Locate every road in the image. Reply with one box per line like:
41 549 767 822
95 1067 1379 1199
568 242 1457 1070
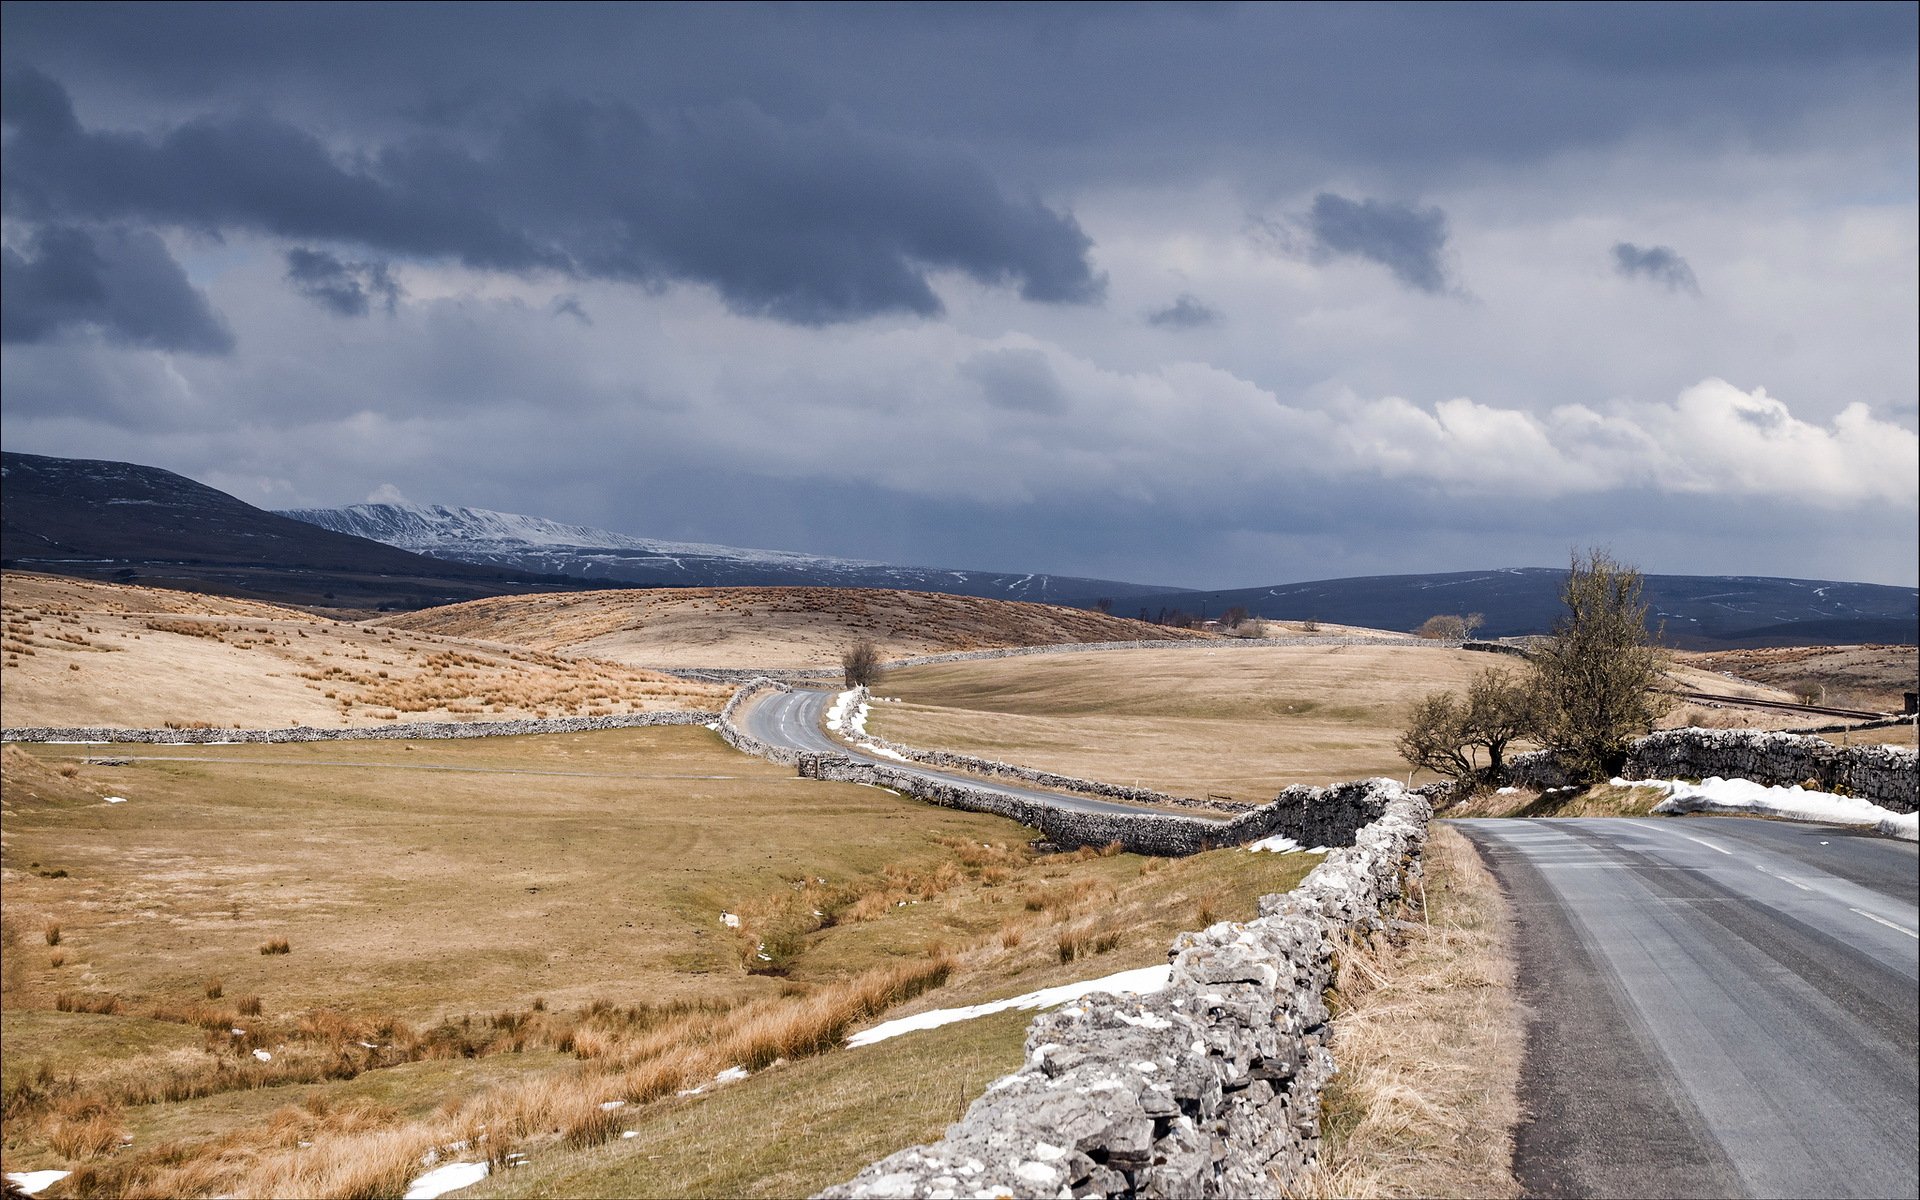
1454 816 1919 1199
737 687 1187 819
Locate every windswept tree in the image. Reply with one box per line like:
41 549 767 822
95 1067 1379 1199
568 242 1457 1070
1527 549 1670 780
1398 667 1534 791
841 639 882 688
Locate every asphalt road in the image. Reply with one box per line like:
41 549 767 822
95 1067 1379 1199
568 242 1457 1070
738 687 1191 819
1454 816 1919 1200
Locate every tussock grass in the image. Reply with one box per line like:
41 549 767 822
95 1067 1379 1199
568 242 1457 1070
259 938 291 956
1297 826 1521 1199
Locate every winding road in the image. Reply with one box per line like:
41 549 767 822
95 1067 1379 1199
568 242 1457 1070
736 687 1189 819
1456 816 1919 1199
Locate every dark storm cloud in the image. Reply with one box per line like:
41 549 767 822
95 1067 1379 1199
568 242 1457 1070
1306 195 1455 294
1612 243 1700 294
284 248 401 317
0 223 233 353
8 4 1906 189
0 68 1102 325
1146 294 1220 330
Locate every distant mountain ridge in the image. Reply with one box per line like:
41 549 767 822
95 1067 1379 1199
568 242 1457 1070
1091 568 1919 648
278 502 1182 604
0 452 586 609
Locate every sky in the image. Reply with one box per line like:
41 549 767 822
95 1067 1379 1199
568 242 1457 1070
2 2 1916 589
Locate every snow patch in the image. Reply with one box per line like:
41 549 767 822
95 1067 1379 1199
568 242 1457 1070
1627 776 1919 842
5 1172 70 1196
104 796 128 804
825 689 870 737
846 964 1173 1048
403 1161 488 1200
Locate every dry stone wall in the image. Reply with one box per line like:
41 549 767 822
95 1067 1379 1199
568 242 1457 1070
818 784 1433 1200
0 710 718 745
1506 727 1919 812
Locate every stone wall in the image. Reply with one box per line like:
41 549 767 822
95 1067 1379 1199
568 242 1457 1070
1505 727 1919 813
0 710 719 745
819 784 1432 1200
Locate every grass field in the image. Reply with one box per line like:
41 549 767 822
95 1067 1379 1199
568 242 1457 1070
1 573 727 729
864 642 1498 798
0 727 1317 1196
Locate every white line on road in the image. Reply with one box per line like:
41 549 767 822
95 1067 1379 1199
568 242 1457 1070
1755 864 1814 892
1848 908 1919 939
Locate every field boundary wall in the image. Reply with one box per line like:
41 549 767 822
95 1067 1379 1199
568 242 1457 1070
0 710 718 745
819 784 1433 1199
1505 727 1918 812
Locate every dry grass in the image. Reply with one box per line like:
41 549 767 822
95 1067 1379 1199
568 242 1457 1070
1298 825 1521 1198
376 585 1212 670
0 572 728 729
1445 782 1666 820
869 643 1500 794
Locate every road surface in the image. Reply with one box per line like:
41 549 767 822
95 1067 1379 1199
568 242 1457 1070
1455 816 1919 1199
737 687 1191 819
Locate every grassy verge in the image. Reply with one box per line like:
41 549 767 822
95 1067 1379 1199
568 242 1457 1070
1445 782 1665 819
1298 824 1521 1198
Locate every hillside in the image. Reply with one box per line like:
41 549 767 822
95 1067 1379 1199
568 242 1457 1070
376 586 1212 669
0 573 726 729
0 452 587 610
1091 567 1919 648
279 501 1184 604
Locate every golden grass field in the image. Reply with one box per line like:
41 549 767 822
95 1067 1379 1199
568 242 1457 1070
0 573 728 728
375 585 1211 670
865 643 1503 798
0 727 1318 1197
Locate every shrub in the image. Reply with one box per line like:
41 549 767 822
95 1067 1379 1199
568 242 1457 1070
260 938 291 956
204 978 223 1000
841 639 882 688
43 920 61 947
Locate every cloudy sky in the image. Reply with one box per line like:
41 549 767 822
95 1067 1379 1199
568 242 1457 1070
3 3 1915 588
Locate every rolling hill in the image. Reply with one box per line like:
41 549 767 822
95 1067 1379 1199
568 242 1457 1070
376 586 1211 670
1092 568 1918 648
0 452 588 609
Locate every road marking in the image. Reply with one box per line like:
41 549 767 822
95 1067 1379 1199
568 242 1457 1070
1671 831 1733 855
1849 908 1919 939
1753 865 1814 892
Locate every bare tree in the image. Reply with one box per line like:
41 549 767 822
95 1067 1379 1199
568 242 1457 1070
1221 605 1251 630
1397 667 1534 792
1415 614 1469 640
841 639 882 688
1527 549 1671 781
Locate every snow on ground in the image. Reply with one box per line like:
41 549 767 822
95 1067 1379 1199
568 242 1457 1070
825 688 870 737
104 796 128 804
846 964 1174 1049
857 742 908 761
1244 835 1327 854
1621 777 1919 842
404 1161 489 1200
5 1172 70 1196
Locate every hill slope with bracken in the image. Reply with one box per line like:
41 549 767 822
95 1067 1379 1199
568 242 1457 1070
0 573 727 729
375 586 1213 670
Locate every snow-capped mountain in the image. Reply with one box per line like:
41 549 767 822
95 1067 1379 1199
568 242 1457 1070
278 503 1181 603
